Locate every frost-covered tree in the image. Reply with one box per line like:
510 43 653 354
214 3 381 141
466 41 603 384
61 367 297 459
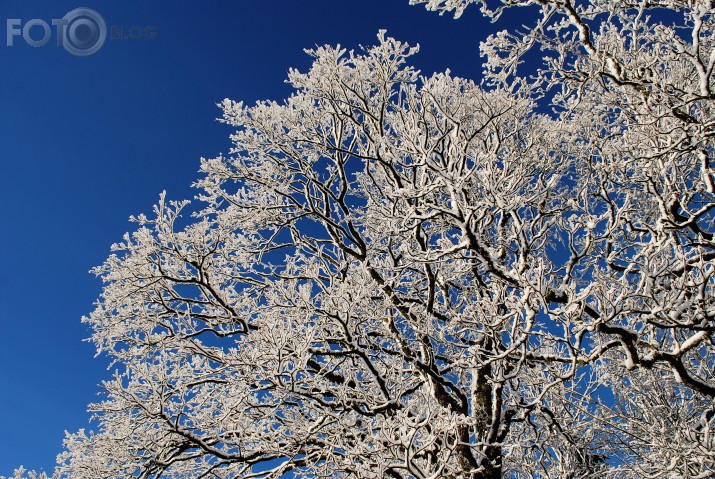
60 34 570 479
4 1 715 478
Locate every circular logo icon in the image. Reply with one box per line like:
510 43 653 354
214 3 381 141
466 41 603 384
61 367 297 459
60 8 106 56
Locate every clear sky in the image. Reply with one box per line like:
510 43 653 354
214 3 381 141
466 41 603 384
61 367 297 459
0 0 516 474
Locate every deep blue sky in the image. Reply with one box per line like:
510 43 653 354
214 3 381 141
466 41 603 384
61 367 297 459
0 1 514 474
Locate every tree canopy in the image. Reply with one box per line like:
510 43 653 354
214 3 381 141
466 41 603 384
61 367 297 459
5 1 715 478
